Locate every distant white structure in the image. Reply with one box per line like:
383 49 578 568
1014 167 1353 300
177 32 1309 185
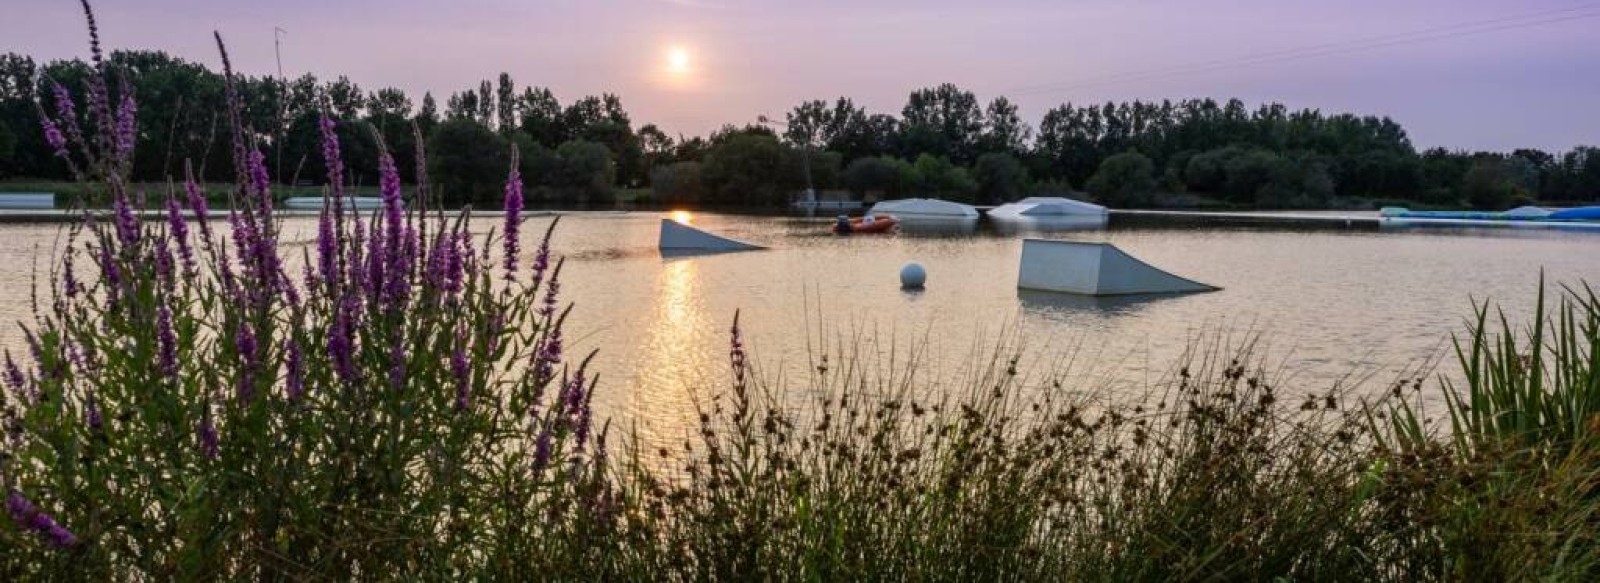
658 218 764 253
0 193 54 209
1017 239 1217 296
989 197 1108 232
282 196 387 211
868 198 979 219
989 197 1107 219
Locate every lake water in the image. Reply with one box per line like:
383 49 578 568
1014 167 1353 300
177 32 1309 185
1 212 1596 448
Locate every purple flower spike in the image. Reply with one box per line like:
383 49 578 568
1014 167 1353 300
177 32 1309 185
533 428 553 471
50 82 84 148
328 297 357 384
531 323 563 403
7 491 78 549
112 189 140 247
319 114 345 200
85 392 103 431
247 150 271 207
502 151 523 276
378 153 407 307
316 205 336 287
156 303 177 379
235 325 257 403
198 414 220 460
40 116 67 158
114 84 137 159
2 352 25 393
165 197 194 274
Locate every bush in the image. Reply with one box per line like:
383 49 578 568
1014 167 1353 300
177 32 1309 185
650 160 704 205
427 117 510 206
911 153 977 202
841 156 901 197
974 152 1029 204
701 133 793 206
1463 158 1515 210
1086 151 1157 207
554 139 616 204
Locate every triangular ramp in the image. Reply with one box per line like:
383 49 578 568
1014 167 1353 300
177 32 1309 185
1017 239 1218 296
658 219 764 253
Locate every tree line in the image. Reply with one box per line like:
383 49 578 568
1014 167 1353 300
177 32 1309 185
2 50 1596 209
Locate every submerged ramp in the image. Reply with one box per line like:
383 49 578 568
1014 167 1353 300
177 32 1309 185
658 219 764 253
1018 239 1218 296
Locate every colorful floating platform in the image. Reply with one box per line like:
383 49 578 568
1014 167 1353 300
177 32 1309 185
1380 206 1600 231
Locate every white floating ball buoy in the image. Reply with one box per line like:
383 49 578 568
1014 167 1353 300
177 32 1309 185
900 262 926 289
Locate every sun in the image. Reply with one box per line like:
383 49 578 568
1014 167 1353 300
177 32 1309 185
666 46 691 73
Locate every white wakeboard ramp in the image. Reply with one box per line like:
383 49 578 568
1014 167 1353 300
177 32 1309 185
658 219 764 253
1018 239 1218 296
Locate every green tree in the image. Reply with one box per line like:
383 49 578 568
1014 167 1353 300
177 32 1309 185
701 133 794 206
518 87 564 146
901 83 983 164
650 161 703 205
911 154 977 201
1087 152 1157 207
1462 158 1515 210
974 152 1029 204
427 118 510 206
554 139 615 203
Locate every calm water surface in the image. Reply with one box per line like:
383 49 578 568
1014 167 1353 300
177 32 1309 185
1 212 1595 448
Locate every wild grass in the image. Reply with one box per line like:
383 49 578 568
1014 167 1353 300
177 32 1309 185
3 3 1597 580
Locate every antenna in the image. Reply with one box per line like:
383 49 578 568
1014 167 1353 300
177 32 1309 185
274 26 288 185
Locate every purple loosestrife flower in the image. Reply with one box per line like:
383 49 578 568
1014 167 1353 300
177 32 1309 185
451 330 471 411
378 153 407 306
165 197 194 274
85 392 103 431
156 303 177 379
364 220 384 302
531 234 551 290
112 189 140 247
319 114 345 200
573 378 595 450
532 323 563 402
538 262 562 318
153 236 174 290
40 116 67 158
3 352 25 393
7 490 78 549
388 337 406 391
235 324 257 403
533 428 553 471
114 83 136 159
50 82 84 149
502 152 523 276
445 233 466 295
328 296 357 384
96 243 121 298
316 205 337 287
61 247 79 299
285 338 305 402
247 149 272 210
198 413 219 460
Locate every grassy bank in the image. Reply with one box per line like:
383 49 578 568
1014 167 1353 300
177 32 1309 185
5 282 1597 580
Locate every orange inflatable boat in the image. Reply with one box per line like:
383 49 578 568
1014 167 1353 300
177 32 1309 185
832 214 899 235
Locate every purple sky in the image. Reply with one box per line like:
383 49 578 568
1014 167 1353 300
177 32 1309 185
7 0 1598 151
